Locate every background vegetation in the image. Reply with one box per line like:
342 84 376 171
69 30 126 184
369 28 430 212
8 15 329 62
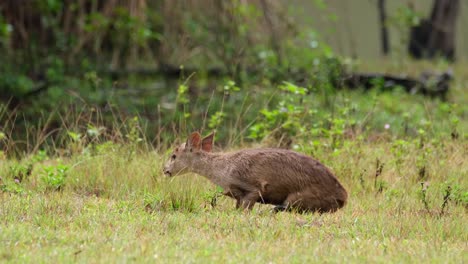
0 0 467 262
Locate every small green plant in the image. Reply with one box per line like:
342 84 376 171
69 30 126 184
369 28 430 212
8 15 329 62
143 192 167 213
391 139 409 173
358 169 367 189
168 191 198 212
374 158 385 193
402 112 411 136
177 83 190 105
208 111 226 130
415 121 432 180
202 186 224 208
440 103 460 140
449 116 460 140
440 185 451 216
0 180 25 194
0 131 6 159
417 120 432 148
41 163 70 191
249 81 308 143
84 124 106 155
326 116 346 150
9 163 33 183
449 183 468 209
86 124 106 140
31 150 48 162
84 71 102 91
126 116 143 158
375 180 388 194
175 75 195 128
370 77 386 91
95 141 119 155
419 181 431 214
67 131 84 154
223 80 240 94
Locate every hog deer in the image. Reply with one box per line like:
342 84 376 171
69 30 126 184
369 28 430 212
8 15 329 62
163 132 348 213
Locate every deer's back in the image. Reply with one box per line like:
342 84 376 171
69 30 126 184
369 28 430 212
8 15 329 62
225 148 346 202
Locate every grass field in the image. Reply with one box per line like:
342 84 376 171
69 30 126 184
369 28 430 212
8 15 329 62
1 62 467 263
1 140 466 263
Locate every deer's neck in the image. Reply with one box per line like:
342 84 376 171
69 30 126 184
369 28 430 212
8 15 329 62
191 152 229 184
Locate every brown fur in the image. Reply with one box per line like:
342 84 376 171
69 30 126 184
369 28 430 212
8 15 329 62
163 132 348 213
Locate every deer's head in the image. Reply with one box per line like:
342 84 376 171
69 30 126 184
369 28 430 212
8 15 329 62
163 132 214 177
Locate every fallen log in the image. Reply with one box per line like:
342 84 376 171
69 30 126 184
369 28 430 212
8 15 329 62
343 70 452 99
96 64 453 99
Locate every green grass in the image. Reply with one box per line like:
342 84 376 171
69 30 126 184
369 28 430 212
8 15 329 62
1 61 467 263
1 138 466 263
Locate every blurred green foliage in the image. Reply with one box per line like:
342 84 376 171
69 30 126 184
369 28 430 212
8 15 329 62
0 1 465 156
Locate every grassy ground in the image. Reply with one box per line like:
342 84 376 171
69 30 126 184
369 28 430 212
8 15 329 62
1 138 466 263
1 62 467 263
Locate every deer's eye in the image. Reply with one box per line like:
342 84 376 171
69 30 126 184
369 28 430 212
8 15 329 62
171 154 176 160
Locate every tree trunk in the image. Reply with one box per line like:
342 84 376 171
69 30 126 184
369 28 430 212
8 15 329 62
377 0 389 55
408 0 459 61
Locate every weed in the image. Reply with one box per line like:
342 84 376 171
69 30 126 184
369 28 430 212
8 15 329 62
327 116 346 149
208 111 226 130
419 181 431 213
439 103 460 140
248 81 308 145
143 192 167 212
125 116 143 158
85 124 106 155
402 112 411 136
358 169 367 189
31 150 48 162
168 191 198 212
8 163 33 183
391 139 409 174
0 180 25 194
416 124 432 180
177 83 190 106
440 185 452 216
202 186 224 209
67 131 84 155
374 158 385 193
450 183 468 209
41 163 70 191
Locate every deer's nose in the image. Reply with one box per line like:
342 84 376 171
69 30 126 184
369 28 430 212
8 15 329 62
163 170 172 177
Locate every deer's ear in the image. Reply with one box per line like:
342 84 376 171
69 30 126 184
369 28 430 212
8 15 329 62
201 132 214 152
186 132 201 150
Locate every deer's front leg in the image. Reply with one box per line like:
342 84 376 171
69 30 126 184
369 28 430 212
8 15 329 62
224 185 260 210
222 186 244 209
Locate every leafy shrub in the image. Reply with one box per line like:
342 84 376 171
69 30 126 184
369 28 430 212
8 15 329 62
249 81 308 142
41 164 70 191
